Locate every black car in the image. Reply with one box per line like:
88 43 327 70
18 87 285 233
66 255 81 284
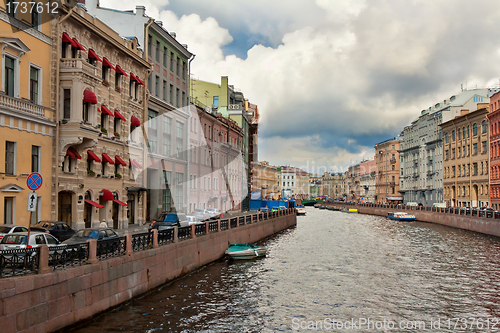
63 228 119 245
30 221 76 242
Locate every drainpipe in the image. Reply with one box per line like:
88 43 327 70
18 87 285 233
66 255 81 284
54 6 75 220
186 54 195 213
142 18 154 222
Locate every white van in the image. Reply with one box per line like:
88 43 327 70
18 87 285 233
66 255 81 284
432 202 447 208
406 202 418 207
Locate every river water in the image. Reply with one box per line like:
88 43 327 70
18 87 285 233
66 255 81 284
72 208 500 332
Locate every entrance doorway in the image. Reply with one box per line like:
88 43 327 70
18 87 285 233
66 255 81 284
58 191 73 226
127 193 135 225
84 191 92 228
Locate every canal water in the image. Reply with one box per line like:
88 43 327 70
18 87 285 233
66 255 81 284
72 208 500 332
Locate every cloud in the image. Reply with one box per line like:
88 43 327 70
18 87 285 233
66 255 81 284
99 0 500 170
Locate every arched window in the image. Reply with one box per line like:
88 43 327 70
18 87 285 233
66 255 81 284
462 127 466 139
482 120 487 134
445 132 449 143
467 125 470 137
473 123 478 136
452 130 456 141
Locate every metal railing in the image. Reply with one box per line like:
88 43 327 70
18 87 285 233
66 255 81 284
0 248 39 278
0 209 294 278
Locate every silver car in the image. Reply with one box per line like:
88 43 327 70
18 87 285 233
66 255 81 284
0 232 65 251
192 209 210 221
0 225 29 242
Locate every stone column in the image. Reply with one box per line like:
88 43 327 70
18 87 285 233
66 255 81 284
88 239 98 264
125 234 133 255
38 245 50 274
152 229 158 248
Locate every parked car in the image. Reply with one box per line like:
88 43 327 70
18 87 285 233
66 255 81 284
206 208 222 219
0 225 29 242
30 221 76 242
150 213 189 230
186 215 201 224
0 232 64 250
192 209 210 221
62 228 119 245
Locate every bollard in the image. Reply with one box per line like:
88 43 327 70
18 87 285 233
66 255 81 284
191 224 196 238
217 219 221 232
173 226 178 243
205 221 209 234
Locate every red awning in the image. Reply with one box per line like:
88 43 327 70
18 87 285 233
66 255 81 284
72 38 86 51
102 153 115 165
101 189 114 201
114 110 126 121
102 58 116 71
83 90 97 104
115 65 128 77
130 73 138 82
66 147 81 159
85 200 104 208
129 159 142 169
136 77 145 86
113 200 129 207
131 116 141 127
62 32 77 47
100 105 114 117
115 155 127 166
88 49 102 62
87 150 101 162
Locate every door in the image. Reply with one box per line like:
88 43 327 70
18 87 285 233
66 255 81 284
112 201 119 229
128 194 135 225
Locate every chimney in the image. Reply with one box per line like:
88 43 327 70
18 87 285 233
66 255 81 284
156 21 163 26
135 5 145 17
182 44 188 49
170 32 176 38
460 109 469 116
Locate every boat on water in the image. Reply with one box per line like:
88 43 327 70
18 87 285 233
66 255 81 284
225 244 267 260
341 207 358 213
387 212 416 222
319 205 327 210
330 207 341 211
296 206 306 216
314 203 321 208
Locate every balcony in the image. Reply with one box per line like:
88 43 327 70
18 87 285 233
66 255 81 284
0 94 47 118
60 58 98 79
390 158 396 163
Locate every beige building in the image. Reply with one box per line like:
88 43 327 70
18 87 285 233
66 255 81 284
251 161 279 200
375 137 403 203
322 173 346 199
278 166 310 199
441 105 490 208
53 5 150 229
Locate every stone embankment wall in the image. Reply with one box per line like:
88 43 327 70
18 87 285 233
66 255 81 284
330 203 500 237
0 211 296 333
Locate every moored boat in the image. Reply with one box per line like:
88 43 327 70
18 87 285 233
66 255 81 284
296 206 306 216
341 207 358 213
386 212 415 221
314 203 321 208
225 244 267 260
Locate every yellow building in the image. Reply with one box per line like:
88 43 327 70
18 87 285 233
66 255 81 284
0 1 55 226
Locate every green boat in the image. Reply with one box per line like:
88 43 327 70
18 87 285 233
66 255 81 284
225 244 267 260
301 199 323 206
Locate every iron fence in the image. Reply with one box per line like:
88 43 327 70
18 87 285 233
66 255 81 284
158 229 174 245
220 219 229 230
178 226 191 241
49 243 89 270
208 221 218 233
0 247 39 278
195 224 207 236
97 237 126 260
132 232 153 252
238 216 245 226
230 218 238 228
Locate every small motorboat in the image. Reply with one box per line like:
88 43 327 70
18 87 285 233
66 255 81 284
387 212 415 221
341 207 358 213
330 206 341 211
225 244 267 260
314 203 321 208
296 206 306 216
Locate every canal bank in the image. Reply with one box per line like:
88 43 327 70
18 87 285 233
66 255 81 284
331 203 500 237
0 210 296 333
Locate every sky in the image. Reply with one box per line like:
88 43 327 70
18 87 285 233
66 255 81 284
100 0 500 173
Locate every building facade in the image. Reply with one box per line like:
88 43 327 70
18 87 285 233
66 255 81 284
278 167 310 200
441 105 490 208
488 91 500 209
1 2 55 227
251 161 279 200
375 138 403 204
359 159 376 203
321 173 346 200
400 89 491 206
53 4 150 229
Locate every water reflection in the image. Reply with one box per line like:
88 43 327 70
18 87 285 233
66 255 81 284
73 208 500 332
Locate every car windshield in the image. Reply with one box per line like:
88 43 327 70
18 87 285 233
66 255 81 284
0 226 12 233
159 214 178 222
74 230 99 239
194 209 205 213
2 234 27 245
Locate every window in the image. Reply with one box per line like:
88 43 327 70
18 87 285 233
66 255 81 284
392 165 395 171
176 122 184 159
32 8 40 30
483 141 487 153
462 127 465 139
452 130 455 141
176 172 184 209
82 102 90 122
452 166 455 177
4 56 15 97
148 110 158 153
4 197 14 224
31 146 40 173
445 132 449 143
176 88 180 107
473 143 478 155
182 91 185 107
482 120 488 134
148 35 152 57
445 150 449 160
474 163 478 176
163 47 167 66
473 123 478 136
176 56 180 75
156 41 160 61
5 141 15 175
155 76 159 97
162 171 172 212
170 84 173 103
163 80 166 100
170 52 174 71
452 148 455 159
458 147 461 158
163 136 171 156
100 112 108 132
63 89 71 119
102 64 108 81
182 61 186 80
213 96 219 107
458 130 461 140
467 125 470 137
